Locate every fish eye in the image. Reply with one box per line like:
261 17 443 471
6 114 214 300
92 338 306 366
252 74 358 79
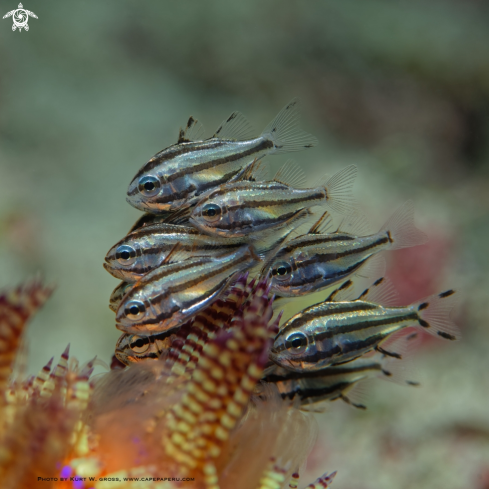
129 335 150 354
285 332 308 354
115 245 137 265
272 261 292 281
124 301 146 321
202 203 222 222
138 176 160 197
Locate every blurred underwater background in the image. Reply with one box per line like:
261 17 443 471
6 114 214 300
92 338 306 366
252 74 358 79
0 1 488 488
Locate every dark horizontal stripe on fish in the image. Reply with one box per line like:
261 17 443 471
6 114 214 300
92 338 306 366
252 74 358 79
279 302 379 336
137 258 208 287
208 180 288 198
148 280 227 325
146 254 250 315
126 225 199 240
212 209 301 231
133 140 224 181
313 312 419 341
166 139 273 184
279 381 352 402
265 362 381 382
285 257 368 288
227 191 325 211
280 234 357 254
141 241 243 258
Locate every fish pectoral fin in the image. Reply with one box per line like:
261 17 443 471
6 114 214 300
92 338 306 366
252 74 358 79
213 111 255 140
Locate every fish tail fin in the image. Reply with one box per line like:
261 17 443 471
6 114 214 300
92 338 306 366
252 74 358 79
262 98 317 154
323 165 358 215
380 200 428 250
413 290 460 341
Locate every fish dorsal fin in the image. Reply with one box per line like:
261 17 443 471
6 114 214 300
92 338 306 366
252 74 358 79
325 279 355 302
272 160 306 188
233 158 270 183
308 211 334 234
213 111 255 140
355 277 398 307
335 211 370 236
177 116 205 143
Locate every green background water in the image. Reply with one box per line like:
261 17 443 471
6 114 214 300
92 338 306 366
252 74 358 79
1 2 488 487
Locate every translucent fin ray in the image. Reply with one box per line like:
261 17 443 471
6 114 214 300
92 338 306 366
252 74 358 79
272 160 307 188
380 200 428 250
262 98 318 153
323 165 358 215
214 111 255 140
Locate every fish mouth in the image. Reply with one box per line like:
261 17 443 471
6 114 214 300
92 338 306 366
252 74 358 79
103 262 128 281
126 196 150 211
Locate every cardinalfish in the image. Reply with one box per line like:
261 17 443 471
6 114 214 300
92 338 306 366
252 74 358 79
189 162 358 238
126 99 317 212
115 331 174 365
109 281 133 312
104 223 247 283
116 245 260 335
104 209 311 283
267 200 427 297
270 278 459 372
261 333 419 409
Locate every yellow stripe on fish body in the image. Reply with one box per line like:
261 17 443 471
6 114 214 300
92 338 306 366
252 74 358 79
189 165 357 238
270 283 458 373
126 99 317 213
115 245 259 335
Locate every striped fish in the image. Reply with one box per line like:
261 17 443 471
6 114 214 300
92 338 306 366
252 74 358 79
115 245 259 334
115 331 174 365
109 281 133 312
126 99 317 213
189 163 357 238
104 208 311 283
104 223 246 283
261 340 418 409
267 200 427 297
270 278 459 372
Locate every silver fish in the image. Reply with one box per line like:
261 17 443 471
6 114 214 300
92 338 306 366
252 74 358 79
104 209 312 283
260 336 419 409
189 163 357 238
268 201 427 297
115 331 174 365
115 245 259 335
126 99 317 212
270 278 458 372
109 281 133 312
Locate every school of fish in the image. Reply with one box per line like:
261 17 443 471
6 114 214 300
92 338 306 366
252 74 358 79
104 98 459 410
